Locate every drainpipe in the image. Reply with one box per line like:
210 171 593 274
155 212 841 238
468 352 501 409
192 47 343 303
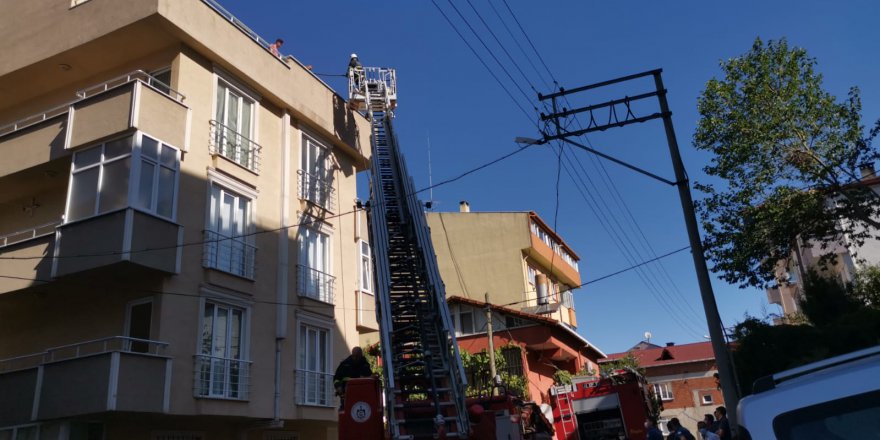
274 111 292 425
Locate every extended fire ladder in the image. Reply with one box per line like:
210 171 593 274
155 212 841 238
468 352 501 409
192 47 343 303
350 66 469 439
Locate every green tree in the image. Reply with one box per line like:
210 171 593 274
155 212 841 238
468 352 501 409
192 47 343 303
693 37 880 288
599 352 644 376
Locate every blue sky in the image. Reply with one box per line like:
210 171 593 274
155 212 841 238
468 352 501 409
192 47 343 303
218 0 880 353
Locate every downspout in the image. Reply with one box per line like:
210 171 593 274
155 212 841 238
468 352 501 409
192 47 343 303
274 111 292 425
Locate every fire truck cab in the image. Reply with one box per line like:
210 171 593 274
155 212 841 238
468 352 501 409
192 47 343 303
550 369 657 440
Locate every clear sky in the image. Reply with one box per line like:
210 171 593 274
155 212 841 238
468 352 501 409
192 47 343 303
217 0 880 354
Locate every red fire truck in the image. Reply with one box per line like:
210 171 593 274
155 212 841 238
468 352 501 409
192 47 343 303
550 369 658 440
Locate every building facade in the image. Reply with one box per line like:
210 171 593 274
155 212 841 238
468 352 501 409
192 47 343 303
600 342 724 437
425 204 580 329
766 173 880 323
0 1 372 439
447 297 604 406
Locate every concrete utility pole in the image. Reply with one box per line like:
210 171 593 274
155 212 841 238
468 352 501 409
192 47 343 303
534 68 740 432
485 293 498 393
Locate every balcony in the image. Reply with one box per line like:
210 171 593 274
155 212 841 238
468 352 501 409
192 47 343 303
193 354 251 401
295 369 334 407
209 120 261 173
298 170 336 212
0 70 188 178
53 208 182 277
202 230 257 279
297 264 335 304
0 337 170 426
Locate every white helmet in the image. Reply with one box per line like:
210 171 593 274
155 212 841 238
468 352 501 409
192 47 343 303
350 53 358 59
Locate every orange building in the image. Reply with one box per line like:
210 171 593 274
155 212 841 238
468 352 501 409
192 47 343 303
600 341 724 436
448 296 605 405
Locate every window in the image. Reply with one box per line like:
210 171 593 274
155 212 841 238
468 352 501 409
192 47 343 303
0 425 38 440
66 133 179 222
195 301 249 399
298 225 334 303
297 323 332 406
562 290 574 309
653 382 673 401
527 266 536 286
213 78 258 170
458 310 475 335
149 68 172 95
772 390 880 440
125 298 153 353
505 315 529 329
702 394 714 405
500 347 524 377
299 134 335 211
204 177 256 279
360 240 372 293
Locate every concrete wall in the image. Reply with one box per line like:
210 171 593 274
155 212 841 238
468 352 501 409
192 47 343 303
426 212 530 305
647 361 723 435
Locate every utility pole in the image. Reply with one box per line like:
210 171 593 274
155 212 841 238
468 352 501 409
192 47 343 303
485 292 498 394
534 69 740 430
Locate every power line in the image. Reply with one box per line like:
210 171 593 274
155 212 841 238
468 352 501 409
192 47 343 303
429 0 537 124
501 0 558 85
0 142 534 261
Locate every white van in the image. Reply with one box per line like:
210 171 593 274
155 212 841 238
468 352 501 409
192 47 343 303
737 345 880 439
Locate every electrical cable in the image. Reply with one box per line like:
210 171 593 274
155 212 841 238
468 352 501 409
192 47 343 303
0 142 534 261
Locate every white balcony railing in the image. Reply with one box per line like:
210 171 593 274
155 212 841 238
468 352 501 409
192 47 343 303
297 169 336 212
202 230 257 279
0 70 184 137
193 354 251 400
297 264 335 304
0 220 61 248
295 369 334 407
0 336 168 374
209 120 261 172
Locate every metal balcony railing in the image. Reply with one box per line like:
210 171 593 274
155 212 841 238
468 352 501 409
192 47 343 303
202 230 257 279
0 219 61 248
193 354 251 400
295 369 335 407
297 169 336 212
0 336 169 374
297 264 335 304
209 120 261 172
0 70 184 137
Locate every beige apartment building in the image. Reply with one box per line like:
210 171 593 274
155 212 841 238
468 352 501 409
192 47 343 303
425 203 581 333
0 1 374 439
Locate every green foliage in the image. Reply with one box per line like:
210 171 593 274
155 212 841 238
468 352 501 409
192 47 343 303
853 265 880 306
460 346 529 399
553 369 572 385
694 37 880 288
733 272 880 395
599 352 644 376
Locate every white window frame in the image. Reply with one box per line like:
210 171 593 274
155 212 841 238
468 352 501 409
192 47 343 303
653 382 674 401
213 74 258 142
0 424 39 440
296 312 334 407
359 239 372 294
297 218 334 303
204 170 257 279
65 132 180 223
458 309 475 336
701 393 714 405
299 131 336 211
194 292 252 400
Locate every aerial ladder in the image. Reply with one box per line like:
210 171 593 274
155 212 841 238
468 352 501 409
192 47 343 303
348 65 470 439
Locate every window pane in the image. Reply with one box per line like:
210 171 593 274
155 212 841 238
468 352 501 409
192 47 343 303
69 167 99 221
241 100 252 139
74 146 101 169
160 144 177 167
216 83 227 122
150 69 172 95
214 307 228 357
230 309 242 359
16 427 38 440
460 312 474 334
97 157 131 213
137 160 155 210
202 303 215 355
157 166 175 218
104 137 132 159
142 136 159 160
0 429 11 440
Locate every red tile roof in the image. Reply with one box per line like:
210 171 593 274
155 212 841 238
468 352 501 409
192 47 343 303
599 341 715 368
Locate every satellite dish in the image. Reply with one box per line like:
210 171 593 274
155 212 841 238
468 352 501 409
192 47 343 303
644 331 653 342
